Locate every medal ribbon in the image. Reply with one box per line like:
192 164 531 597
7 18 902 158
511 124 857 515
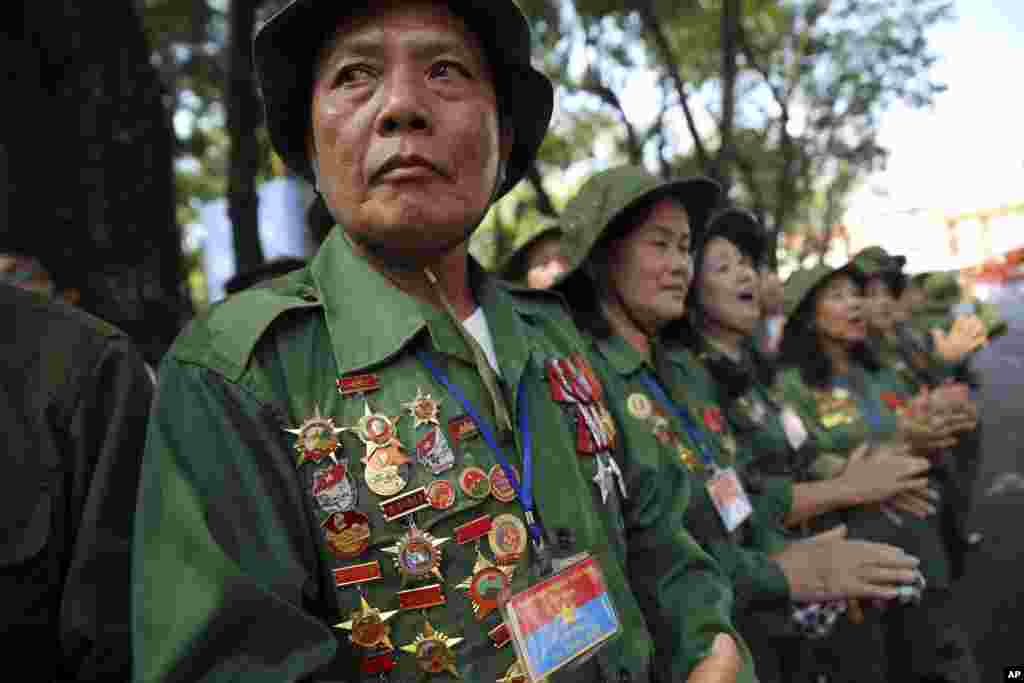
832 375 883 435
638 371 716 468
416 350 543 549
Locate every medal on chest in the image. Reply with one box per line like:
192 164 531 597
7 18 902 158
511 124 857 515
488 513 528 566
402 387 442 428
400 620 464 677
335 595 398 650
283 404 345 467
455 547 515 620
498 662 527 683
321 510 371 560
415 427 456 475
311 462 357 514
382 522 450 583
351 400 411 468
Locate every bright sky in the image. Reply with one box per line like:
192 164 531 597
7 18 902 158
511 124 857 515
846 0 1024 220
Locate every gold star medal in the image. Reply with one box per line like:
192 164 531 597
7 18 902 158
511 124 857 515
335 595 399 650
403 387 442 428
382 523 450 583
400 620 464 677
283 404 345 467
678 446 704 473
351 400 410 468
456 548 515 620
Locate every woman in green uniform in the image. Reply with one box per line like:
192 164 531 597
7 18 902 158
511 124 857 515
682 209 938 682
777 258 979 682
553 165 924 682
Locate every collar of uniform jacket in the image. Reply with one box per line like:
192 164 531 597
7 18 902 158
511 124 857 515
592 331 649 377
310 227 537 387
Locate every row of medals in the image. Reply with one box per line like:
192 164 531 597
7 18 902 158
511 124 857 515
285 378 527 683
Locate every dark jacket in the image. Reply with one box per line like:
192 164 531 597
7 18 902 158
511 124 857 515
2 283 154 680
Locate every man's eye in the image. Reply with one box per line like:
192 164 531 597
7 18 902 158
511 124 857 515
429 61 470 79
335 65 374 87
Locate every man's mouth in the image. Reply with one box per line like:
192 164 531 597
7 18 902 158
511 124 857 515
374 155 444 182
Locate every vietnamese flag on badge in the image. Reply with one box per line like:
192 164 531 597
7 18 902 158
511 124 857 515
503 556 619 681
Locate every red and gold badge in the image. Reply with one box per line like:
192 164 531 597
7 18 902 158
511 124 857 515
489 464 518 503
335 596 398 650
351 401 410 467
383 524 450 583
322 511 371 560
283 404 345 467
459 466 492 500
426 480 456 510
703 406 725 434
456 549 515 620
400 620 464 677
489 514 527 565
402 387 442 428
363 460 407 497
336 373 380 397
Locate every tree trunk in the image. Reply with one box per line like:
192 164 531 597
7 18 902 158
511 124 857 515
717 0 740 190
8 0 192 364
227 0 264 275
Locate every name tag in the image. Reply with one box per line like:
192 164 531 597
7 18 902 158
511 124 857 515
502 554 619 682
781 406 809 451
706 467 754 533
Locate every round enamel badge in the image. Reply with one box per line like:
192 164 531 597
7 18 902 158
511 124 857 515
459 466 492 500
322 511 371 560
627 393 652 420
364 462 407 497
468 566 511 620
426 480 456 510
489 514 527 565
489 464 518 503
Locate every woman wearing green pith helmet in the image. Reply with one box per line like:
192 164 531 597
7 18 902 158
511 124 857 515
777 258 980 682
553 165 923 683
681 209 940 682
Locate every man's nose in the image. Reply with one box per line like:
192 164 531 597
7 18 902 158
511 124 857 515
376 72 432 136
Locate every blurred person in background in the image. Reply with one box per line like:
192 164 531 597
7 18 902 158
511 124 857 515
498 220 568 289
1 281 154 680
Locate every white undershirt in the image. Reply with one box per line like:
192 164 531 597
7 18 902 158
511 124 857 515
462 307 502 376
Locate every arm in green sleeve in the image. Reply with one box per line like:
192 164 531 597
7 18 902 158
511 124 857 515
132 359 339 683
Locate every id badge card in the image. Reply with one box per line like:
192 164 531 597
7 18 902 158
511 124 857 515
501 553 620 682
780 406 809 451
706 467 753 533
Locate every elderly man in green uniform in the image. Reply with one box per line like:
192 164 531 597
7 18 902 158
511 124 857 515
132 2 745 682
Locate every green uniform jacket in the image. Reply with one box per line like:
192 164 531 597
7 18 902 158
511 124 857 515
775 365 952 588
584 333 756 682
134 230 737 683
2 283 154 680
636 343 793 618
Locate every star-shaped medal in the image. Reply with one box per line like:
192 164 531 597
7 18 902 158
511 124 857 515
592 452 628 504
350 400 410 467
455 548 515 620
402 387 442 428
334 595 399 650
283 404 346 467
382 523 450 584
400 620 464 677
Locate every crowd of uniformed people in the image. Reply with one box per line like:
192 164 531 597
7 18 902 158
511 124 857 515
2 0 1009 681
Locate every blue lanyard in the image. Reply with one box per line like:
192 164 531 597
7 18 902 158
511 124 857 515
638 371 716 468
415 351 543 548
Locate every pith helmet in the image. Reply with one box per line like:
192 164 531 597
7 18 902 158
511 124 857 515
783 261 866 319
253 0 554 199
557 165 721 283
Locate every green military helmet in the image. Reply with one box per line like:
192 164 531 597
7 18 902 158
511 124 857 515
253 0 554 200
973 300 1009 340
851 245 908 296
556 165 721 284
498 218 562 281
783 261 866 319
922 271 962 307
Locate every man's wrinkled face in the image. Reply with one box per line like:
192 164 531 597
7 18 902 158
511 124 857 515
605 198 693 333
814 274 867 345
310 0 508 259
524 234 568 289
864 276 897 334
696 237 761 337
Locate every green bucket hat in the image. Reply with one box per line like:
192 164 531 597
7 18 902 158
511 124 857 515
852 245 907 296
557 165 721 283
499 219 562 279
783 261 866 319
253 0 554 200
